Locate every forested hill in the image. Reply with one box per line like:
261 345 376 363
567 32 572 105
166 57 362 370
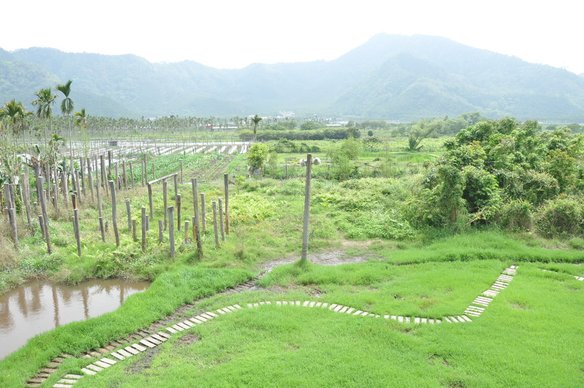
2 34 584 120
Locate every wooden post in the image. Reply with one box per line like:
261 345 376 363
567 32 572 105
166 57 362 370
158 220 163 243
141 206 147 252
71 193 77 212
132 219 137 242
87 159 95 202
37 177 49 230
141 159 146 187
125 198 132 231
109 180 120 247
162 179 168 230
96 172 105 242
192 216 202 259
52 171 60 218
184 220 189 244
80 158 85 196
73 208 81 256
212 200 219 248
168 206 175 257
191 178 199 233
107 150 113 181
180 160 184 184
7 203 18 247
173 174 178 199
39 214 51 254
76 169 82 204
224 173 230 235
115 162 120 190
122 160 127 190
301 154 312 262
147 183 153 218
145 215 149 232
99 155 108 197
200 193 206 233
129 161 134 189
176 194 181 231
22 172 32 228
218 198 225 241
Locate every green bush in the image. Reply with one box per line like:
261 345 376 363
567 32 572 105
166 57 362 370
535 197 583 238
496 199 533 231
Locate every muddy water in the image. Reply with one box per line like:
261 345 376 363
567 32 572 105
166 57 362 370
0 279 149 360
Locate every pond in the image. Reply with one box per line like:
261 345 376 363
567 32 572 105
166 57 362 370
0 279 149 360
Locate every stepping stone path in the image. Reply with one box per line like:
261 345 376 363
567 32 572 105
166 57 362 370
42 265 519 387
575 276 584 281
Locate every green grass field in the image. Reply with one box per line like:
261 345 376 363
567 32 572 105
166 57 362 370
1 135 583 387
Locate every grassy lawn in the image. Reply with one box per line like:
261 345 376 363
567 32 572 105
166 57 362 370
65 260 584 387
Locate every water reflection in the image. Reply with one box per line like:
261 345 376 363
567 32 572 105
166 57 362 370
0 279 149 360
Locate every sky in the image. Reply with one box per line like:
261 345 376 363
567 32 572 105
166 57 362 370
1 0 582 74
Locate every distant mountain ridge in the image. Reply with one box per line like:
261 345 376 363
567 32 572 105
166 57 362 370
2 34 584 120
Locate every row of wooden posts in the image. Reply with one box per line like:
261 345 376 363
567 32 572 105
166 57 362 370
1 150 226 259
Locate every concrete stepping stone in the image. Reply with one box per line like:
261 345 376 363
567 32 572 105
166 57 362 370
85 364 103 372
53 384 73 388
131 343 147 352
397 316 404 323
309 301 316 307
100 357 117 366
195 315 208 322
321 303 329 308
181 320 195 328
303 301 310 307
146 336 162 345
124 346 140 355
81 368 96 376
94 360 111 369
63 374 82 380
111 352 126 361
202 312 215 319
346 307 355 314
167 327 178 334
315 302 322 308
157 332 171 339
119 348 135 357
190 317 205 324
295 301 302 306
172 324 184 332
421 318 428 324
151 334 167 342
140 339 157 348
176 322 190 330
414 317 421 324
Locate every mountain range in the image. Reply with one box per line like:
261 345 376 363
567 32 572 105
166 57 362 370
2 34 584 121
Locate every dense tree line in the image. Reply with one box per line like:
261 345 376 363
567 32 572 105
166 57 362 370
412 118 583 237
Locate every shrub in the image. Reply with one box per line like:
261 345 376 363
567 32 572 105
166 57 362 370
535 197 583 238
496 199 533 231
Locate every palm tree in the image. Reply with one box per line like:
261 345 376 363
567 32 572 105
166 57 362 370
251 114 262 142
75 108 89 157
56 80 74 168
0 100 27 136
32 87 57 145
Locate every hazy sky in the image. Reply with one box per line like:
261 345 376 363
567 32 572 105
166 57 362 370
1 0 582 74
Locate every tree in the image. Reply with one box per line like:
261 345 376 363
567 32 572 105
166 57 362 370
246 143 270 175
56 80 74 168
0 100 27 135
32 87 57 145
251 114 262 141
407 122 435 151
